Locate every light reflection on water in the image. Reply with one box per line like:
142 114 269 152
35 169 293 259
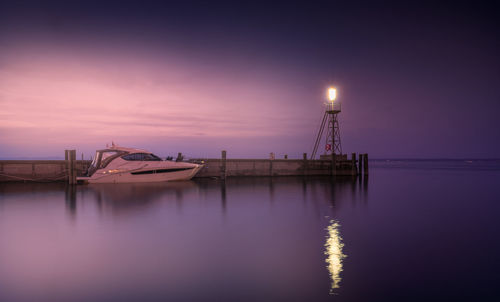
325 220 346 294
0 176 365 302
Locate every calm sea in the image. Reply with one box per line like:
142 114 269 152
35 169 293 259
0 160 499 302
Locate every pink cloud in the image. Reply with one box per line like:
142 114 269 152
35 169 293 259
0 41 319 158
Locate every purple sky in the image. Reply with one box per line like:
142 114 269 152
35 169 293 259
0 1 499 159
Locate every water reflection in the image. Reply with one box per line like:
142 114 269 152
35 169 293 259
65 182 199 216
191 176 367 214
220 180 227 212
325 219 347 294
65 177 362 295
65 184 77 218
0 176 368 302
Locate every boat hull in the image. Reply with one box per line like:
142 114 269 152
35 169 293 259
78 165 203 184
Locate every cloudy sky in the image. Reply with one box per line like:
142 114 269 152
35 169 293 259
0 1 498 159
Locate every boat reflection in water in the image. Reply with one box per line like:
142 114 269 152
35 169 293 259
325 219 347 294
65 181 199 217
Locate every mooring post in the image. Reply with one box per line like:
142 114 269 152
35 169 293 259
351 153 357 176
71 150 77 185
358 154 363 175
221 150 227 180
303 153 308 176
68 150 73 185
65 150 71 184
74 150 78 184
363 153 369 176
269 152 274 176
284 154 288 159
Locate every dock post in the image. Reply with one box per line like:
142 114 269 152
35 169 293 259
70 150 76 185
221 150 227 180
66 150 76 185
363 153 369 176
358 154 363 175
269 152 273 176
65 150 71 184
351 153 357 176
284 154 288 159
303 153 307 176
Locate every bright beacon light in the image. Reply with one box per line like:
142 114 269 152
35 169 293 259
328 87 337 101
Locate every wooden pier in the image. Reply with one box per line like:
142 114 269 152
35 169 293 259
0 150 368 183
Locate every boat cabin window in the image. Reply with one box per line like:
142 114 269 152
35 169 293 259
121 153 162 161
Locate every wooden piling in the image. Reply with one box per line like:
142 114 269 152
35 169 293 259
303 153 308 176
65 149 76 185
363 153 369 176
269 154 273 176
65 150 70 184
351 153 357 176
358 154 363 175
70 151 73 184
284 155 288 159
70 150 76 184
221 150 227 180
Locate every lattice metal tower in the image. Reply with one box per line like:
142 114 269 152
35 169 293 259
311 87 342 159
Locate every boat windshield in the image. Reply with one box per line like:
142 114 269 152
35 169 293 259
100 151 126 168
85 149 129 176
101 151 117 162
90 152 100 168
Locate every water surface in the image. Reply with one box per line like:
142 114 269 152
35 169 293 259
0 161 499 301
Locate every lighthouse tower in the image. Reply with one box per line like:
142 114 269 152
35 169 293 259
311 87 342 159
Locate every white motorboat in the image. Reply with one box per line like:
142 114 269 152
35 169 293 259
77 144 203 183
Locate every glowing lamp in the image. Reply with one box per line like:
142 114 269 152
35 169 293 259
328 87 337 101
